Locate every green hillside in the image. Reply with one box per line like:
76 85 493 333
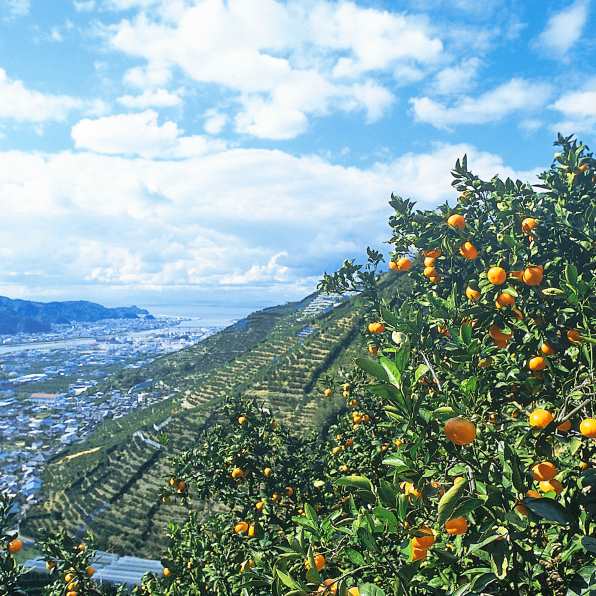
22 290 371 557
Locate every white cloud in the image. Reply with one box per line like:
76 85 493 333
203 110 228 135
71 110 225 158
431 57 482 95
222 252 290 285
0 68 88 122
550 79 596 133
117 88 182 108
104 0 442 139
73 0 96 12
3 0 29 18
535 0 589 57
0 143 538 298
411 78 552 129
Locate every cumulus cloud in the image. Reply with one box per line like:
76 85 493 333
117 88 182 108
0 68 98 123
71 110 225 158
431 58 482 96
550 79 596 133
411 78 552 129
203 110 228 135
222 252 290 285
0 144 539 300
534 0 589 57
104 0 442 139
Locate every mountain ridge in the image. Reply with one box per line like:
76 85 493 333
0 295 151 335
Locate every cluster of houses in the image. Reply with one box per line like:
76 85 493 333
0 317 218 511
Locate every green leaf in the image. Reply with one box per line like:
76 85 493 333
379 355 402 387
414 363 429 383
275 568 301 590
378 479 398 508
450 497 483 519
355 357 389 382
460 323 472 345
335 475 374 492
581 536 596 554
359 583 386 596
437 477 467 525
522 497 573 525
304 503 319 527
345 548 366 566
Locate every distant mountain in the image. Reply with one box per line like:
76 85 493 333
0 296 152 335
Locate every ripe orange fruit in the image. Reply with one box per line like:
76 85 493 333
368 322 385 334
411 543 428 561
466 286 481 301
528 356 546 371
255 500 265 511
263 467 273 478
528 408 554 429
248 524 256 538
286 486 294 497
424 256 436 267
579 418 596 438
423 249 441 258
444 517 468 536
556 420 572 432
447 214 465 230
234 521 249 534
444 417 476 445
7 538 23 554
65 573 75 583
347 588 360 596
579 461 589 470
176 480 187 493
400 481 421 498
423 266 437 278
522 265 543 286
388 260 399 271
459 241 478 260
412 527 435 548
578 163 589 173
368 345 378 356
496 292 515 307
539 479 563 495
86 566 95 577
66 592 78 596
238 415 247 425
531 461 558 481
428 274 441 284
515 501 529 516
323 388 333 397
305 553 326 571
396 256 413 271
540 342 556 355
487 266 507 285
567 329 582 343
317 578 338 594
231 467 245 480
163 567 171 577
521 217 538 233
527 489 542 499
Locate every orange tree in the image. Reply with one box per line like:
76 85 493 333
1 491 26 596
138 394 327 595
246 134 595 595
38 530 108 596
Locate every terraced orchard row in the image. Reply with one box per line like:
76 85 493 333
22 290 375 557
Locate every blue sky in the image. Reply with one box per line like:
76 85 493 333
0 0 594 308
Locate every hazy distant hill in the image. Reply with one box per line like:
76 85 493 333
0 296 151 335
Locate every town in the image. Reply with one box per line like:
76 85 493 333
0 315 221 512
